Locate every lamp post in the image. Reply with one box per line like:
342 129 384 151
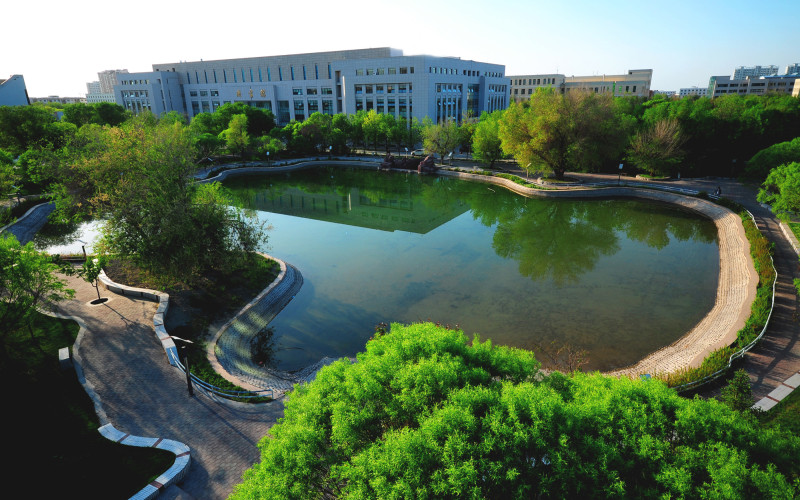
76 238 87 262
618 163 623 186
329 145 333 160
172 336 195 397
266 150 270 167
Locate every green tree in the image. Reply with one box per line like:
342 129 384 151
472 110 504 168
219 114 250 158
746 137 800 180
757 161 800 219
720 369 755 413
499 88 622 180
52 115 267 280
80 255 107 302
0 148 16 197
422 118 461 164
0 105 59 155
231 322 800 499
93 102 129 127
626 118 686 176
0 235 74 356
62 103 99 128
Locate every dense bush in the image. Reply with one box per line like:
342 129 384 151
231 323 798 499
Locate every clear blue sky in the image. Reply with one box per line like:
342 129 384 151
5 0 799 97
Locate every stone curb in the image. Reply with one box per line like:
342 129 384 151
778 220 800 256
99 424 191 500
43 309 191 500
97 270 177 366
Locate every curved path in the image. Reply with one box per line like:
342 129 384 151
523 171 800 402
54 272 284 499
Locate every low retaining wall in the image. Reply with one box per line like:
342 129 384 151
0 201 55 244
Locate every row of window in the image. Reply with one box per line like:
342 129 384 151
121 90 150 98
292 87 334 95
512 77 558 86
354 84 412 95
185 64 335 85
120 79 150 85
188 89 220 97
355 67 413 76
436 84 462 93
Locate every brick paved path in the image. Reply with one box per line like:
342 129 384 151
56 273 283 499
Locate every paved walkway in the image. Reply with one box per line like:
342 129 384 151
55 272 284 499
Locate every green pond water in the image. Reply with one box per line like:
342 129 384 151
224 166 719 372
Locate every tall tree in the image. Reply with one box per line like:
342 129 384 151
499 88 622 180
626 118 686 176
757 161 800 219
472 110 504 168
422 118 461 164
219 114 250 158
0 235 74 357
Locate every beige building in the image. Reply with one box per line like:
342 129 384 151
708 74 800 97
509 69 652 101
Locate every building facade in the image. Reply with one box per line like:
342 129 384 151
508 69 652 101
786 63 800 75
732 65 778 80
115 48 508 124
708 74 800 97
678 86 708 98
29 95 86 105
0 75 30 106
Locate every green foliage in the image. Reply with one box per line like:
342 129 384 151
0 104 69 155
626 118 686 176
51 114 268 281
219 113 250 157
472 110 505 168
499 88 624 180
422 118 461 163
720 369 755 413
745 137 800 180
0 234 74 354
758 161 800 219
232 323 799 499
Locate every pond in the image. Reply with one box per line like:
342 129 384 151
223 166 719 372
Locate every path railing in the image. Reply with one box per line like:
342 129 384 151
167 350 273 400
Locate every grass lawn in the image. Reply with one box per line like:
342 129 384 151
2 309 174 499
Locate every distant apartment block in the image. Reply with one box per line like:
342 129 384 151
87 70 127 104
114 48 509 124
652 90 677 98
29 96 87 105
732 65 778 80
508 69 652 101
786 63 800 75
0 75 30 106
679 86 708 98
708 74 800 97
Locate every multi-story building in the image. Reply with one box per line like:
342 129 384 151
508 69 652 101
678 86 708 98
86 80 115 103
708 74 800 97
99 69 128 94
786 63 800 75
509 74 565 101
0 75 30 106
732 65 778 80
652 90 677 98
114 48 508 124
29 96 86 105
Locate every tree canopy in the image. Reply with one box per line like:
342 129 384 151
757 161 800 219
231 323 800 499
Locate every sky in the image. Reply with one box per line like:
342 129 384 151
4 0 799 98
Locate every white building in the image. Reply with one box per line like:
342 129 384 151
708 74 800 97
508 69 652 100
786 63 800 75
0 74 30 106
732 65 778 80
678 86 708 98
115 48 509 124
29 95 86 104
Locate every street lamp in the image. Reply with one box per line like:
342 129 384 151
172 336 195 397
618 163 623 186
329 145 333 160
266 150 270 167
76 238 87 262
